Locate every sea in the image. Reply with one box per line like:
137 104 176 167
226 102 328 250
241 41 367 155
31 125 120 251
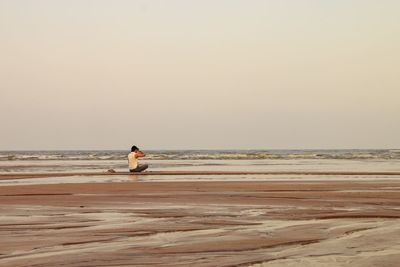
1 149 400 173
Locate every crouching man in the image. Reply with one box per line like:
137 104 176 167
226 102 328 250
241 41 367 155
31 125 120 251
128 145 148 172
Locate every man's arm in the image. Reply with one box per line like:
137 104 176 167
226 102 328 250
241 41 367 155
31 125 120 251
135 150 146 158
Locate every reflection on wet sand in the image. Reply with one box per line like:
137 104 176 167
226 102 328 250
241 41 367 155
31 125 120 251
1 180 399 266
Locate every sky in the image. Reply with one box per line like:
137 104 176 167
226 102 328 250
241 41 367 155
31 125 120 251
0 0 399 150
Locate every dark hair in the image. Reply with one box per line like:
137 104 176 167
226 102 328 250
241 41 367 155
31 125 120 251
131 145 139 152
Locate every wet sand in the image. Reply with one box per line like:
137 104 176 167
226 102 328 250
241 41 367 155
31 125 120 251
1 179 400 266
1 170 400 180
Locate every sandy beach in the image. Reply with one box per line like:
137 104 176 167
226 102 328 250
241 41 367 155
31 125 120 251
1 174 400 267
2 0 400 265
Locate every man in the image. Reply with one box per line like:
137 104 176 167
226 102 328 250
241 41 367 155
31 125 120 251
128 146 148 172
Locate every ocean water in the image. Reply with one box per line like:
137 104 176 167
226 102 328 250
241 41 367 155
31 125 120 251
0 149 400 174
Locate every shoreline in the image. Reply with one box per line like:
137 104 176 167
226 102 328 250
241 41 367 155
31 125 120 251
1 170 400 180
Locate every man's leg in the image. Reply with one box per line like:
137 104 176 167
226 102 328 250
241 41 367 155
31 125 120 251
133 164 148 172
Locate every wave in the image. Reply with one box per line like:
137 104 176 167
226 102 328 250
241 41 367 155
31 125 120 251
1 150 400 161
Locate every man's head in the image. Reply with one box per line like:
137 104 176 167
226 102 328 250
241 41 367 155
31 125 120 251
131 145 139 152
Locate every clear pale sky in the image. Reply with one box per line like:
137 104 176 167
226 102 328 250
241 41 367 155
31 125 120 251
1 0 399 150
